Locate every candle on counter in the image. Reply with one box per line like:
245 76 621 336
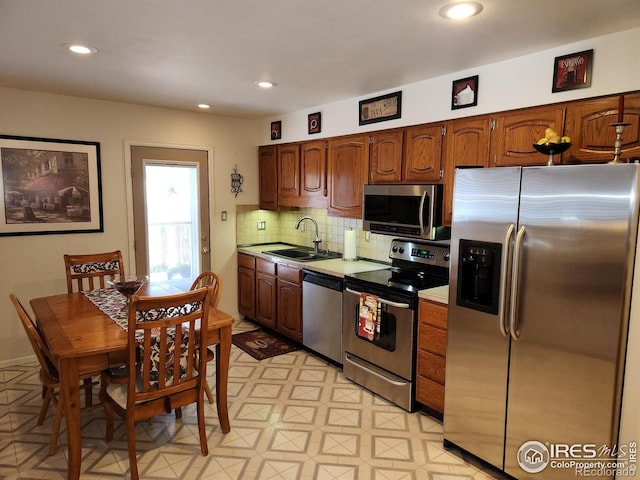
343 228 357 261
618 94 625 123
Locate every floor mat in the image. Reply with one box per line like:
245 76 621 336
232 329 299 360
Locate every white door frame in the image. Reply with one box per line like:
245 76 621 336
123 140 215 275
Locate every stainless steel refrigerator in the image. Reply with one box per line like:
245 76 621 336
444 164 640 479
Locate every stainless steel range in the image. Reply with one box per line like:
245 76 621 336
342 238 450 411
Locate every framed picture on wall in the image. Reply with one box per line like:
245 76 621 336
271 121 282 140
308 112 321 134
0 134 103 236
359 91 402 125
552 49 593 93
452 75 479 110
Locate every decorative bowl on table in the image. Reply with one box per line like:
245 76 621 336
107 275 147 300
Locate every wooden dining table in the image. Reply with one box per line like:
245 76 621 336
30 282 233 480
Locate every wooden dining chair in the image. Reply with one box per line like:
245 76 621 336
190 272 221 404
99 286 212 480
64 250 126 405
64 250 125 293
11 294 95 456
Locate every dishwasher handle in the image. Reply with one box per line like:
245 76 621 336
302 270 343 291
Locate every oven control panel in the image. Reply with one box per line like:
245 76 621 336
389 239 450 268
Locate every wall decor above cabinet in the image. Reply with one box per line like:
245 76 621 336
451 75 478 110
308 112 321 135
552 49 593 93
359 91 402 126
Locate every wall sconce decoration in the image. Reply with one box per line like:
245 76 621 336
231 164 243 197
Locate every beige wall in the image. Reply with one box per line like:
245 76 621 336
0 87 257 365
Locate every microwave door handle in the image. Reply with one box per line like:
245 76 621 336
418 190 427 235
345 288 411 309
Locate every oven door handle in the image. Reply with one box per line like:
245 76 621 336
345 288 411 309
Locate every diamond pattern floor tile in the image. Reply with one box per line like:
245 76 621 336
1 319 504 479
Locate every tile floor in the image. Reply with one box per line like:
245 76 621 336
0 320 503 479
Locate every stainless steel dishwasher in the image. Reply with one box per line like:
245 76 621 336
302 270 344 365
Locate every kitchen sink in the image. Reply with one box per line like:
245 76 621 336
263 247 342 262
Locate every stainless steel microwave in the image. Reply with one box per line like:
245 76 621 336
362 184 450 240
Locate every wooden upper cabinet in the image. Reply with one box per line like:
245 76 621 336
299 139 328 207
490 105 566 166
277 143 301 207
369 129 404 183
403 123 443 183
564 92 640 164
327 134 370 218
442 117 491 226
258 146 278 210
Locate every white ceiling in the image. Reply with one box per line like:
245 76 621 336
1 0 639 120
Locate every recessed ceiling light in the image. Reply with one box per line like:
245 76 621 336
439 2 483 19
197 104 210 109
66 43 98 55
255 81 276 89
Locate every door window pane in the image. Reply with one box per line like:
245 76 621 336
144 163 200 281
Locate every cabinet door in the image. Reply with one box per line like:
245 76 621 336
278 143 301 206
256 272 277 329
369 129 404 183
237 266 255 319
564 92 640 163
300 140 328 208
442 117 491 226
258 146 278 210
277 279 302 341
490 105 566 166
327 134 370 218
403 123 443 183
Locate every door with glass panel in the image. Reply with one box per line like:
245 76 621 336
131 146 210 282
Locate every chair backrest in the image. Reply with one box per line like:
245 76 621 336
190 272 221 309
126 286 212 408
64 250 124 293
10 294 58 380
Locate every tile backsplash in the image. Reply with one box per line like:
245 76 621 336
235 205 393 263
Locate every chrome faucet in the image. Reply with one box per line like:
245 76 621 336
295 216 322 253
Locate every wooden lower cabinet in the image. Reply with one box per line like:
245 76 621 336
416 298 448 416
237 252 302 341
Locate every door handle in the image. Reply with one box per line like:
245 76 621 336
201 247 210 254
509 225 526 341
498 224 515 337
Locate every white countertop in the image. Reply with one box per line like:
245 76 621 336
237 243 391 278
418 284 449 305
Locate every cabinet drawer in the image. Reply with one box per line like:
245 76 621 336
419 323 447 356
418 350 446 384
238 253 256 269
419 299 447 328
416 375 445 414
256 258 276 275
277 264 301 284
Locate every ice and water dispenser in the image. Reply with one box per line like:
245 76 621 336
456 239 501 315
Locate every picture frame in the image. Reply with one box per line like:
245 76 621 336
552 49 593 93
452 75 479 110
270 121 282 140
359 91 402 126
0 134 103 236
308 112 321 134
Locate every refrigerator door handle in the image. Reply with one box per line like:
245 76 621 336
498 224 516 337
509 225 526 341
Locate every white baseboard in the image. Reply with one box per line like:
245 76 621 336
0 354 36 369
